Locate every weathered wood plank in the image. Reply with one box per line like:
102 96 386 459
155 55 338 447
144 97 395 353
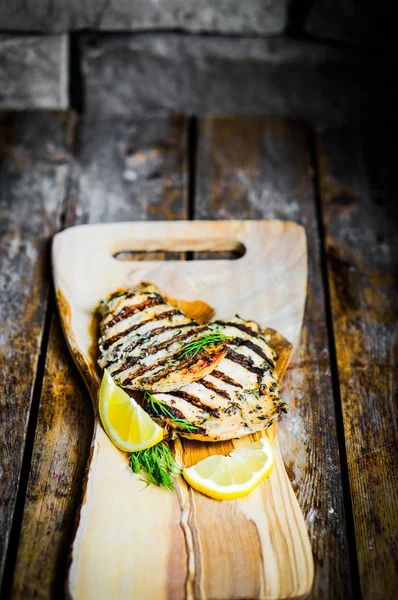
0 35 68 110
80 34 398 124
10 313 94 600
0 1 286 34
195 116 353 599
316 126 398 600
11 115 189 599
0 111 74 591
67 115 188 225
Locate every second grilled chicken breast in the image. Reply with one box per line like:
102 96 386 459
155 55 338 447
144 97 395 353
147 318 288 441
98 286 228 393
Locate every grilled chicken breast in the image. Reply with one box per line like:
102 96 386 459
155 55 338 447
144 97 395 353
147 318 287 441
98 286 228 393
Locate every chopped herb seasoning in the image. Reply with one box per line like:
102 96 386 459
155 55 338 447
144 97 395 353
180 327 230 359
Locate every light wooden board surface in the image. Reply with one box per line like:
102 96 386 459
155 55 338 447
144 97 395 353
53 219 313 600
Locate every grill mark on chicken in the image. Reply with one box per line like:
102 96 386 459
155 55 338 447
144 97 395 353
104 289 163 306
101 309 181 351
172 391 220 417
147 317 284 441
119 341 213 383
99 290 285 435
210 370 244 388
148 402 186 421
110 326 208 377
136 342 226 387
146 322 198 337
104 296 164 329
177 424 207 434
146 402 207 434
199 379 231 400
217 320 261 339
111 322 195 359
101 309 187 359
237 339 275 368
144 326 207 357
226 349 264 376
103 289 131 303
98 286 229 392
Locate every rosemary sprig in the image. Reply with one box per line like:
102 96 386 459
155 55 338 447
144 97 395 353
144 392 198 432
129 442 181 491
180 327 230 359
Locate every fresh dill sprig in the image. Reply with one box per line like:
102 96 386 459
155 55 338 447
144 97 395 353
144 392 198 432
180 327 230 359
129 442 181 491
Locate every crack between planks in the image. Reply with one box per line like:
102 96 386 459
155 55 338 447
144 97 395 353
187 116 197 222
186 116 198 260
69 32 84 114
308 126 362 600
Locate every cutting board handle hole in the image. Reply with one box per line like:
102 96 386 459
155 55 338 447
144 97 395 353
111 239 246 261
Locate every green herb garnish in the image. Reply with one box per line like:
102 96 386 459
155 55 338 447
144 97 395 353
180 327 230 359
129 442 181 491
144 392 198 432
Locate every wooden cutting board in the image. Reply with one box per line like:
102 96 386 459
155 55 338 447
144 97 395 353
52 220 313 600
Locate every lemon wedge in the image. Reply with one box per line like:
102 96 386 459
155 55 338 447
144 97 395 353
99 369 163 452
182 437 274 500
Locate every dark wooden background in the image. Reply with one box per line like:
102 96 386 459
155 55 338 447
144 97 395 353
0 111 397 599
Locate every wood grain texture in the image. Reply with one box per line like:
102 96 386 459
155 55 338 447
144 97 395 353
195 117 353 599
11 314 93 600
52 219 312 600
0 111 73 591
316 126 398 600
66 115 189 226
9 116 188 599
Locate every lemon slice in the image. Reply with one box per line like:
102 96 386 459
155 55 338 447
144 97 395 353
182 438 274 500
99 369 163 452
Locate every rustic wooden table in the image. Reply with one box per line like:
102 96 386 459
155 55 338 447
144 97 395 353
0 112 397 600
